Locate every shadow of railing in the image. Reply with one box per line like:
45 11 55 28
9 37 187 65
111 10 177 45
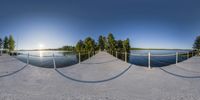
159 67 200 79
81 59 118 64
55 64 132 83
0 64 28 78
0 59 19 63
174 65 200 73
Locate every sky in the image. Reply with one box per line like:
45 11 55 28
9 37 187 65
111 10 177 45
0 0 200 50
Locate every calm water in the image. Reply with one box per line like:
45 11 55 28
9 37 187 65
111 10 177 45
16 50 192 68
16 51 89 68
117 50 192 67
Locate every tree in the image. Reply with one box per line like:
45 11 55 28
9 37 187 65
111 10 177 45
3 36 9 50
103 36 108 50
76 40 84 52
8 35 15 51
60 45 75 51
84 37 95 52
0 38 2 49
107 33 116 52
123 38 131 53
98 35 105 51
116 40 123 52
193 36 200 54
0 38 2 55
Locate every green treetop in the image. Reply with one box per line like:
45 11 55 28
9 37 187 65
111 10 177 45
98 35 105 51
3 36 9 50
0 38 2 49
107 33 116 52
8 35 15 51
123 38 131 53
76 40 84 52
116 40 123 52
193 35 200 51
84 37 95 52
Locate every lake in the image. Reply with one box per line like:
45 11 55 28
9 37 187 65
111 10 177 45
16 50 192 68
116 50 192 67
16 51 90 68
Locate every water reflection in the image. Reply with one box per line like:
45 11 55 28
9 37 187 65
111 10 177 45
16 51 90 68
39 51 43 57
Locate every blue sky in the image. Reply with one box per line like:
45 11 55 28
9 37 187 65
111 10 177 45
0 0 200 49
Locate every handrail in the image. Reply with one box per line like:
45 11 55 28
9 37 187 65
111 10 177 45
151 53 176 57
15 50 195 68
109 50 194 68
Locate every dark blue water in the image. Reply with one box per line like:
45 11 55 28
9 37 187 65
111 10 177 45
16 51 90 68
121 50 192 67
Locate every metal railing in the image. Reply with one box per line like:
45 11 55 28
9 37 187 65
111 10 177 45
20 51 99 68
109 50 197 69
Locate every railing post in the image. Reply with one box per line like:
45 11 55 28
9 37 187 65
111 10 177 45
0 49 2 55
192 51 193 57
176 52 178 64
88 52 90 59
52 53 56 69
125 52 127 62
79 52 81 64
148 52 151 69
116 51 118 58
27 53 29 65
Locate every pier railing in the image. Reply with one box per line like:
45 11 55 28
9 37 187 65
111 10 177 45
6 50 199 69
16 51 99 68
109 50 197 69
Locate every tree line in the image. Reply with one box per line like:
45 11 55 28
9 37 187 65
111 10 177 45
0 35 15 52
75 33 131 53
193 35 200 55
59 45 75 51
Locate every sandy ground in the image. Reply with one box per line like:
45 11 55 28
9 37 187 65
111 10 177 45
0 52 200 100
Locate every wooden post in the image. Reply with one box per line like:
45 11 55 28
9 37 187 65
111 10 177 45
176 52 178 64
148 52 151 69
52 53 56 69
79 52 81 64
116 51 118 58
27 53 29 65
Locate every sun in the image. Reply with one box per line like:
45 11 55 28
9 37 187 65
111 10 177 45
39 43 44 49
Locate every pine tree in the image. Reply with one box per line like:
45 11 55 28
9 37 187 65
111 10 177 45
107 33 116 53
193 35 200 55
98 35 105 51
0 38 2 49
8 35 15 51
76 40 84 52
3 36 9 50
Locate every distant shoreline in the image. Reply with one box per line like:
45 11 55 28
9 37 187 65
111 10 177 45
131 48 193 50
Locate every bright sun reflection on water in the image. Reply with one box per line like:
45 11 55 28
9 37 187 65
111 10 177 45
39 51 43 57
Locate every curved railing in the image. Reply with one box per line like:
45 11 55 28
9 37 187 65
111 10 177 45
3 50 198 69
15 51 99 68
109 50 197 68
